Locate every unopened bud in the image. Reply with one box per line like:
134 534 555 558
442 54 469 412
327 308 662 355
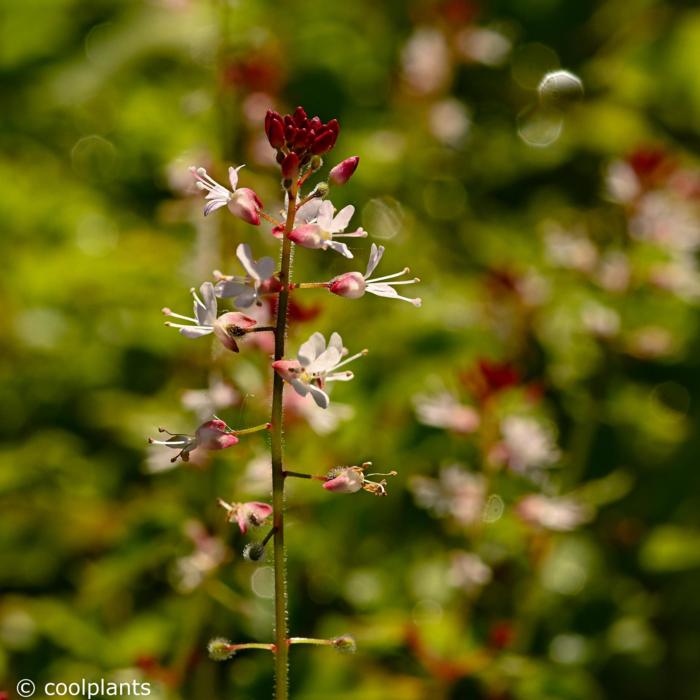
310 155 323 171
281 152 300 180
329 156 359 185
243 542 266 562
208 637 235 661
309 182 329 199
332 635 357 654
265 110 285 149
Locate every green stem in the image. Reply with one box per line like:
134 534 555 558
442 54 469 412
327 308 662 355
288 637 333 647
270 180 298 700
283 470 325 481
230 642 276 653
234 423 271 436
292 282 330 290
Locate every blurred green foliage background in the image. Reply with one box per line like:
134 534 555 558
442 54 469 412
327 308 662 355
2 0 700 698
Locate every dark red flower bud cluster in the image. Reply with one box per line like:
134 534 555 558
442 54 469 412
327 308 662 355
265 106 339 165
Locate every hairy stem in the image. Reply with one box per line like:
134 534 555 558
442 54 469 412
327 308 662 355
270 180 297 700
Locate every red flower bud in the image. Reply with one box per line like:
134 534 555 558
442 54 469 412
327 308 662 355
293 105 308 126
281 152 300 180
329 156 359 185
265 110 285 149
311 129 336 155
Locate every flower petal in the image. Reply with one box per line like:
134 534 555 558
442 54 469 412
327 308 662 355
316 200 335 230
228 164 244 191
178 327 214 339
298 331 326 367
197 282 218 325
215 279 251 298
307 383 330 409
325 240 353 258
295 198 322 225
236 242 258 279
309 346 342 373
330 205 355 233
365 243 385 278
204 198 228 216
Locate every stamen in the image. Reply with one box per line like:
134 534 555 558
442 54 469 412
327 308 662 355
332 348 368 370
333 230 368 238
190 287 206 309
367 267 410 283
162 309 199 322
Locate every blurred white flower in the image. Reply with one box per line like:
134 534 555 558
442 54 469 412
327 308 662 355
456 27 511 66
545 227 598 272
448 552 492 591
596 251 631 293
517 494 591 531
181 375 239 420
413 392 480 434
284 389 354 435
650 253 700 301
411 465 486 526
429 99 471 146
631 191 700 252
401 28 450 95
606 160 641 204
501 416 560 473
581 302 620 338
172 520 227 593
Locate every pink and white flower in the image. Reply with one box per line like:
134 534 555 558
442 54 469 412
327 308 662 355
272 331 366 409
190 165 262 225
288 200 367 258
323 462 397 496
217 499 273 534
163 282 258 352
329 243 421 305
214 243 279 308
148 418 239 463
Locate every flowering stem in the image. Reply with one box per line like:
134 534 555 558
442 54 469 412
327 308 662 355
229 642 277 653
288 637 333 647
291 282 330 290
283 470 326 481
260 210 283 226
269 181 298 700
233 423 272 436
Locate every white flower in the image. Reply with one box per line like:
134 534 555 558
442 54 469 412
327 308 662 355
214 243 278 308
288 200 367 258
501 416 561 473
272 331 367 409
413 392 479 433
162 282 258 352
329 243 422 306
190 165 262 225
